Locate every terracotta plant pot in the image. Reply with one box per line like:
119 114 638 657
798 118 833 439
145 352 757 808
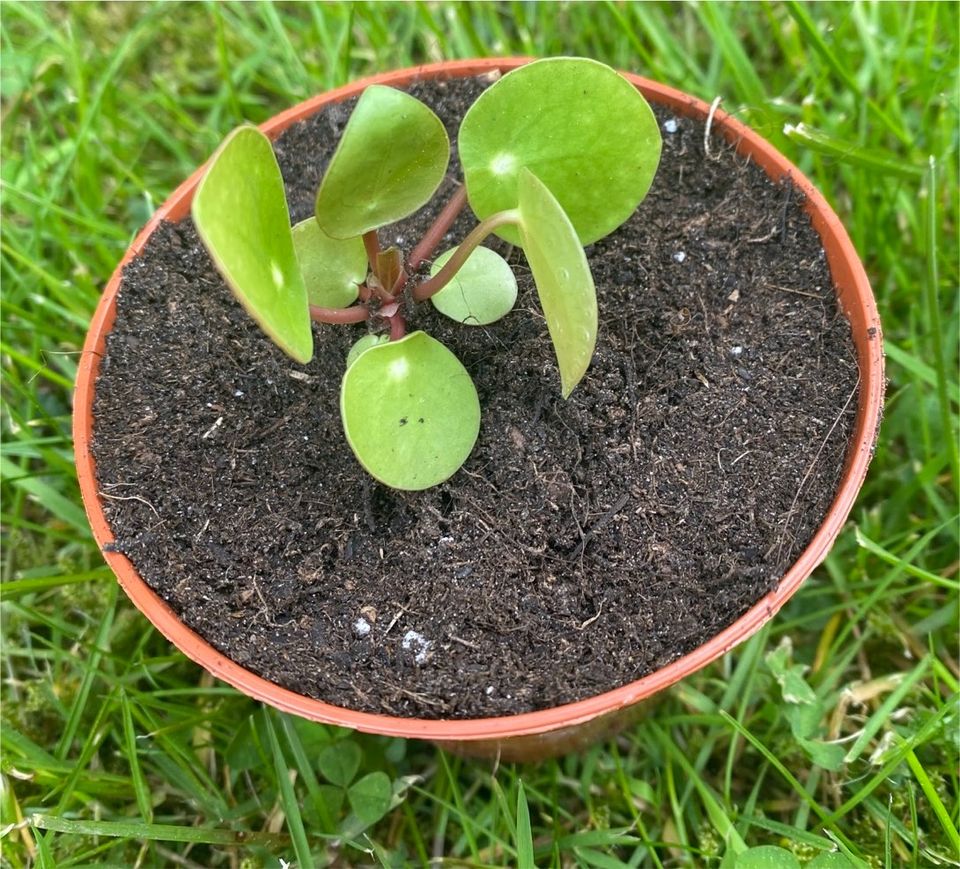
73 58 883 762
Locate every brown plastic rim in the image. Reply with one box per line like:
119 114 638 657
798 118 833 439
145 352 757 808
74 58 884 758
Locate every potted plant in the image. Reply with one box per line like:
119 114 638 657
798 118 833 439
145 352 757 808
73 57 883 762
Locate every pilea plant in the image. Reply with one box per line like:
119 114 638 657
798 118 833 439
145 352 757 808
192 58 661 490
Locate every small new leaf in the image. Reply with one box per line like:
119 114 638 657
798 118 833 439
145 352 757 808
346 333 388 368
341 332 480 490
315 85 450 239
192 126 313 363
516 169 597 398
430 246 517 325
291 218 366 309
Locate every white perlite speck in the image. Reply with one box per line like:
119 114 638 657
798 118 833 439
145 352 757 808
672 250 686 263
353 617 371 637
730 345 744 357
401 630 431 664
663 118 679 133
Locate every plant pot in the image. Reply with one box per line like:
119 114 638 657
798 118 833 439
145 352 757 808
73 58 883 763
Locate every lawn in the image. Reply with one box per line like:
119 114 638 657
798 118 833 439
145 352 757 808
1 2 957 866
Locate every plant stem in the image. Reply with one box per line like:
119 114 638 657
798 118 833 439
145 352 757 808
309 304 369 324
389 308 406 341
412 208 520 302
407 183 469 273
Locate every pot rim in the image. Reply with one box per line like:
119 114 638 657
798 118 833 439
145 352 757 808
73 57 884 742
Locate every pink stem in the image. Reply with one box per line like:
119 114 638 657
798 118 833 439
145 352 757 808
309 304 370 325
389 310 406 341
407 184 469 273
412 209 520 302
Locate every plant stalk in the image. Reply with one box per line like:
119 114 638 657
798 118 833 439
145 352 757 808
388 309 406 341
412 208 520 302
407 184 469 273
309 304 370 325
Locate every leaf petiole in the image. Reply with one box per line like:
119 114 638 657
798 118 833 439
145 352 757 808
309 304 370 325
407 183 469 273
412 208 520 302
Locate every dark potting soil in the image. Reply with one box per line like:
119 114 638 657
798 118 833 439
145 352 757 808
92 75 859 718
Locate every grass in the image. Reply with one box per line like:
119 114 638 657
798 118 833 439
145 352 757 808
1 1 957 866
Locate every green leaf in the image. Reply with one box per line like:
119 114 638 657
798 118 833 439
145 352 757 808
223 716 262 771
765 640 843 769
291 218 365 308
515 781 535 869
459 57 661 245
337 774 419 843
315 85 449 239
289 717 333 752
347 771 392 825
766 649 817 705
346 333 389 368
734 846 801 869
317 783 345 818
806 853 864 869
516 168 597 398
340 331 481 491
317 740 360 787
192 126 313 363
261 713 312 869
430 245 517 325
797 736 846 772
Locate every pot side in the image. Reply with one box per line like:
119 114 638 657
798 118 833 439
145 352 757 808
73 58 883 762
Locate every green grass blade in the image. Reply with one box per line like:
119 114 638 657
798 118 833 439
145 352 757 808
119 689 154 823
515 780 535 869
904 747 960 854
30 813 289 846
262 711 314 868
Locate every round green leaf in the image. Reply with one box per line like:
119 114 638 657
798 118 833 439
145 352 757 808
192 126 313 363
459 57 662 245
340 332 480 490
315 85 450 239
291 218 365 308
429 245 518 325
317 740 360 787
346 333 389 368
347 771 392 825
516 169 597 398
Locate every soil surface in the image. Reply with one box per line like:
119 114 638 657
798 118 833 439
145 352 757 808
92 75 859 718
